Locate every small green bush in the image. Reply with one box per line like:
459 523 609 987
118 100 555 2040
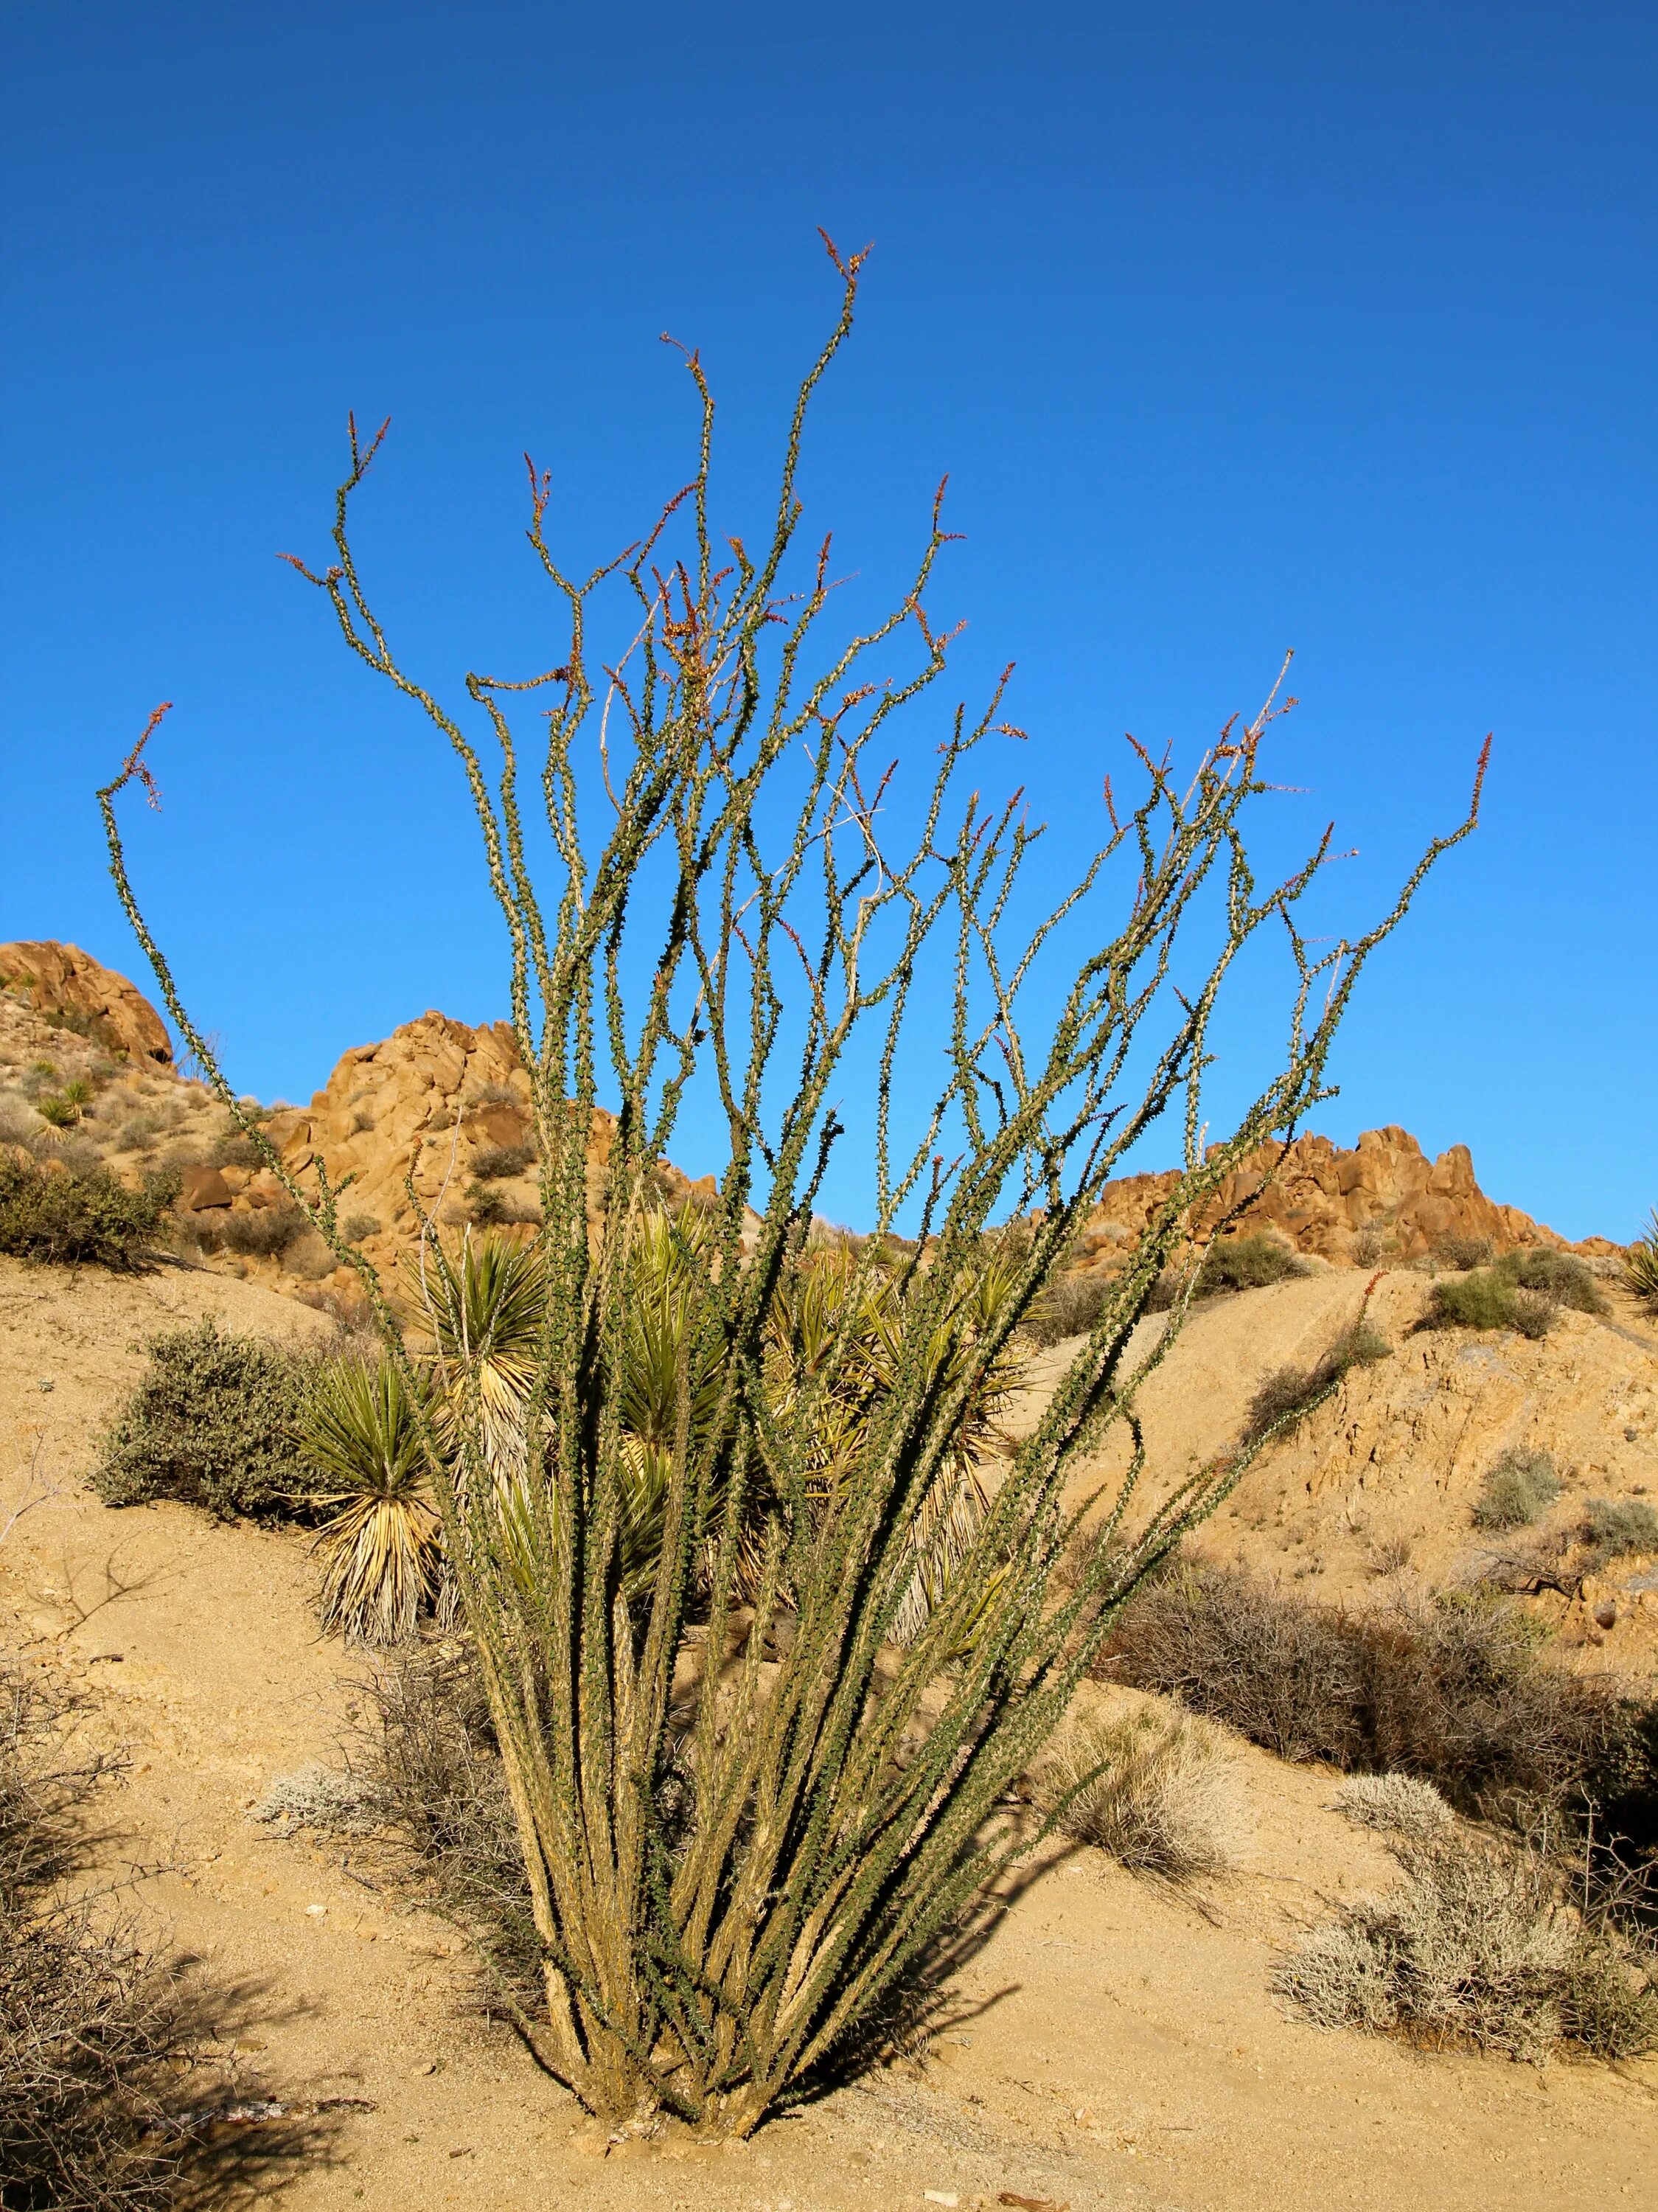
1496 1246 1606 1315
1426 1267 1554 1338
1148 1231 1312 1311
1473 1447 1561 1529
0 1155 176 1270
35 1094 80 1129
92 1318 318 1519
1581 1498 1658 1564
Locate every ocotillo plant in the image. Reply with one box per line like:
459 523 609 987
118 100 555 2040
100 237 1484 2134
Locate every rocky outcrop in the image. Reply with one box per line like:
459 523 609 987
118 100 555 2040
0 942 173 1064
1072 1125 1614 1271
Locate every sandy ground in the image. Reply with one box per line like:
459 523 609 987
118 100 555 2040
3 1251 1656 2211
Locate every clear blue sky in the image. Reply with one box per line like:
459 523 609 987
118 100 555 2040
2 3 1653 1239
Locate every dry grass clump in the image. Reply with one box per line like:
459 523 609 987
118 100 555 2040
1023 1268 1114 1347
469 1142 533 1182
1 1661 187 2208
1580 1496 1658 1564
1331 1772 1454 1839
250 1762 379 1836
92 1318 318 1520
347 1641 542 2006
1034 1704 1244 1879
0 1153 177 1270
1275 1829 1658 2059
187 1203 306 1259
1472 1446 1561 1529
1107 1562 1636 1821
1433 1233 1494 1271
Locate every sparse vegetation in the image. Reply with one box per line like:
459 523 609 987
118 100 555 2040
1275 1828 1658 2059
0 1153 176 1270
1034 1703 1244 1879
1472 1446 1561 1529
93 1317 318 1519
0 1660 189 2208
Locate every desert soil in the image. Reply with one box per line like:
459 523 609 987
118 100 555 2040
2 1251 1655 2211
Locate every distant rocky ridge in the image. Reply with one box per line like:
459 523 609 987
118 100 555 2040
0 945 1617 1293
0 940 173 1065
1073 1126 1617 1273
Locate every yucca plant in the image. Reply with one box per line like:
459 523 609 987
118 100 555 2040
302 1355 443 1644
102 240 1483 2134
1623 1211 1658 1303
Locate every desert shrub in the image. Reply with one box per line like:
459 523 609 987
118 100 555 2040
1352 1223 1392 1266
1581 1497 1658 1564
299 1356 443 1643
209 1124 262 1168
470 1142 534 1182
118 1113 161 1152
0 1154 176 1270
250 1762 379 1835
464 1181 513 1226
1243 1318 1390 1445
1107 1562 1634 1820
349 1641 541 2004
1025 1268 1115 1347
1425 1267 1554 1338
1496 1246 1606 1315
1623 1212 1658 1304
1331 1772 1453 1838
1 1661 187 2208
1472 1446 1561 1529
1034 1704 1244 1879
1275 1829 1658 2059
102 252 1481 2135
1433 1233 1493 1271
190 1202 306 1259
1149 1231 1311 1310
93 1318 318 1519
341 1211 380 1241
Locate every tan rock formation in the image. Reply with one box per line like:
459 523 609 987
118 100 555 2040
1073 1125 1613 1271
0 939 173 1064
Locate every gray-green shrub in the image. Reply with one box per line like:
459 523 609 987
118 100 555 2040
93 1318 318 1519
1472 1447 1561 1529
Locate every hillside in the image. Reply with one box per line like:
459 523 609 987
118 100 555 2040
1 1251 1653 2212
